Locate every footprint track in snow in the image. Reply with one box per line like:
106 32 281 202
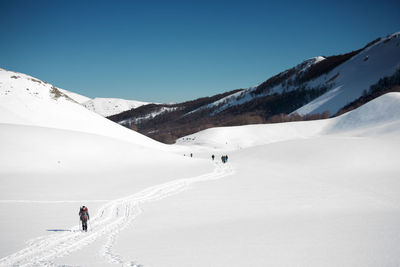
0 163 234 266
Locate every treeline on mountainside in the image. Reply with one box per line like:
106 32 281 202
335 69 400 116
253 37 381 95
108 83 331 144
219 87 328 118
253 52 351 96
109 87 330 144
106 37 388 144
107 89 243 123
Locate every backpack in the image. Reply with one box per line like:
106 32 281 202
80 207 88 221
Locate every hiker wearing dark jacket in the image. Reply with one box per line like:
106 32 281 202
79 206 90 232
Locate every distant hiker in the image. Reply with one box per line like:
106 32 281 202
225 155 228 163
79 206 90 232
221 155 225 163
190 153 193 158
212 154 215 161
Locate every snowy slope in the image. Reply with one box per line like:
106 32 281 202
83 97 150 117
127 93 400 267
0 91 399 266
327 92 400 134
295 32 400 115
0 122 214 262
177 92 400 150
58 88 91 104
106 33 400 145
0 68 163 149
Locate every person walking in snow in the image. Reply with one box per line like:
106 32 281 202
212 154 215 161
79 206 90 232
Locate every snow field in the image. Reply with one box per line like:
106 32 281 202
0 121 213 261
122 92 400 267
118 135 400 267
1 63 400 267
0 162 233 266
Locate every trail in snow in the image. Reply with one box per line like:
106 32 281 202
0 163 234 267
0 200 110 204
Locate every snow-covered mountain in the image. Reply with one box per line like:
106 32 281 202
56 87 149 117
82 97 150 117
199 32 400 116
191 55 328 115
177 92 400 149
294 33 400 115
22 80 150 117
108 32 400 143
0 67 163 149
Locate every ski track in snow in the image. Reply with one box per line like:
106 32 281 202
0 200 111 204
0 163 234 267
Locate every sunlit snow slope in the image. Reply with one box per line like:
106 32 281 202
134 93 400 267
294 33 400 115
177 93 400 149
0 68 162 148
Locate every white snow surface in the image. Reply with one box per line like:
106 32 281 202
1 64 400 266
83 97 151 117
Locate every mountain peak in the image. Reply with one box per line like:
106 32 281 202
83 97 151 117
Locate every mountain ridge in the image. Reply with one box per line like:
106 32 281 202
0 67 164 149
82 97 151 117
1 32 399 144
108 32 400 143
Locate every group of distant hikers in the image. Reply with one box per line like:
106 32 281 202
211 154 229 163
78 154 230 232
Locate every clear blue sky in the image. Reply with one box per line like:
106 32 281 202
1 0 399 103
